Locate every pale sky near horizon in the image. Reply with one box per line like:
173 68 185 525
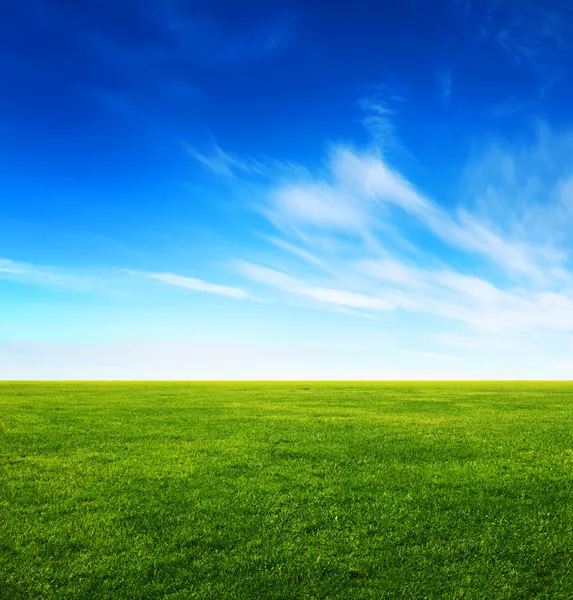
3 0 573 379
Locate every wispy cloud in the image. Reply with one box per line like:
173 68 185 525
479 0 573 74
186 140 308 179
261 144 554 281
185 142 266 177
236 261 394 311
14 107 571 343
15 0 297 135
360 257 573 334
489 77 558 118
461 122 573 252
144 272 252 300
356 84 416 164
7 70 573 375
0 258 256 302
152 3 297 66
0 258 107 293
211 104 573 338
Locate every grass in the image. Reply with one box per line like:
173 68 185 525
1 381 573 599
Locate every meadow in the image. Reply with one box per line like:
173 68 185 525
1 381 572 599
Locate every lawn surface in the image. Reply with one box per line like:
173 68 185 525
1 381 572 599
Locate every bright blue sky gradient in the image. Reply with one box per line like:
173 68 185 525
3 0 573 378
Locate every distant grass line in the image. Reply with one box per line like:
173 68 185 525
2 382 572 599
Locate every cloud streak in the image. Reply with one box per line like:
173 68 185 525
0 258 106 292
236 261 394 310
0 258 256 302
145 272 251 300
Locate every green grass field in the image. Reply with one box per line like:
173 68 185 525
1 382 572 599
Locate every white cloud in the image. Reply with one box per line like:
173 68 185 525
264 145 552 281
266 180 368 232
186 141 308 179
359 258 424 287
185 142 266 177
145 272 251 300
233 120 573 341
8 90 573 379
0 258 255 303
0 258 106 292
10 122 572 351
261 236 334 272
331 147 426 211
362 260 573 334
300 287 392 310
236 261 394 311
358 92 400 152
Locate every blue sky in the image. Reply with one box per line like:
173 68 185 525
3 0 573 378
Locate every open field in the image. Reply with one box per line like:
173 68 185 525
1 382 573 599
